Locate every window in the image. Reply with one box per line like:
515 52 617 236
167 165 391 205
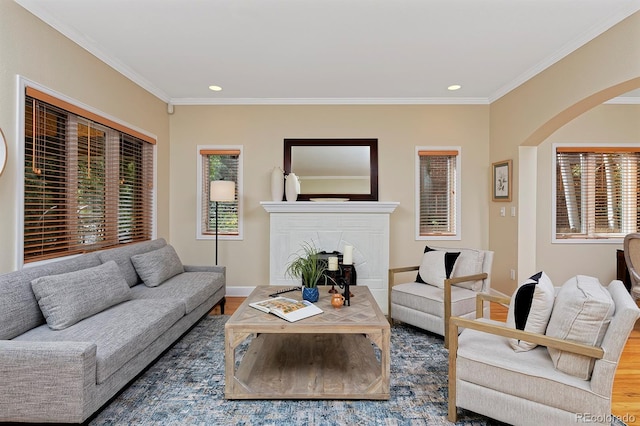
23 86 155 263
415 147 461 240
197 146 242 239
554 145 640 242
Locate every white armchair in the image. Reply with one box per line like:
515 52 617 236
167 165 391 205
448 279 640 426
388 246 493 348
623 232 640 299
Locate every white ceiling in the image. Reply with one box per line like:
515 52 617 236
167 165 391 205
15 0 640 105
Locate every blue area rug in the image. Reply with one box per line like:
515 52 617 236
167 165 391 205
90 315 626 426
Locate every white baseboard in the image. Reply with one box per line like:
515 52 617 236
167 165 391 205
226 286 257 297
489 288 510 299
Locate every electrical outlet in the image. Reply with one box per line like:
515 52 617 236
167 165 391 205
510 269 516 280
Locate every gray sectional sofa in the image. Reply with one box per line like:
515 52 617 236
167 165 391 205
0 238 225 423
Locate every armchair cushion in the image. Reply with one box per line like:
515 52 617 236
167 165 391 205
416 247 460 288
392 282 477 317
417 246 485 291
456 320 605 416
506 271 555 352
545 275 614 380
450 248 486 291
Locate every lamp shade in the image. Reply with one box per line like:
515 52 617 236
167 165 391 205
210 180 235 202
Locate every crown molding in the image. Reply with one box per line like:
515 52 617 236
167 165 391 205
169 97 490 106
17 0 639 108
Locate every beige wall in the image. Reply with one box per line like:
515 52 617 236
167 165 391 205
169 105 490 290
489 11 640 294
0 1 170 273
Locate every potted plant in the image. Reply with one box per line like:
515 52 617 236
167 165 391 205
285 241 327 302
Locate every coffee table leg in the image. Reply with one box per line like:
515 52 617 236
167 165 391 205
381 327 390 394
225 329 252 399
366 328 391 397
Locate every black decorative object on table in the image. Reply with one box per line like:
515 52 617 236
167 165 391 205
317 250 357 288
338 264 354 306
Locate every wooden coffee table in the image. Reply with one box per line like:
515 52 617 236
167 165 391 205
224 285 390 400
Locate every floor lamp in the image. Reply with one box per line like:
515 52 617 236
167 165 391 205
210 180 235 265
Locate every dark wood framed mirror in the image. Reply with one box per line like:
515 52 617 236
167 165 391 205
284 138 378 201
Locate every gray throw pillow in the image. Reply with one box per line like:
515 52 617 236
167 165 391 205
31 260 132 330
131 244 184 287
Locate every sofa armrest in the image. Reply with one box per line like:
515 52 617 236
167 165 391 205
184 265 226 275
0 340 97 423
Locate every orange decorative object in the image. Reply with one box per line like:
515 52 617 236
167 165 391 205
331 293 345 308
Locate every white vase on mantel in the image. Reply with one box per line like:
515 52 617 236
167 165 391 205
285 172 300 202
270 166 284 201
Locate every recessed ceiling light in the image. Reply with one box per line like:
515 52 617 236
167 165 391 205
209 85 223 92
448 85 461 91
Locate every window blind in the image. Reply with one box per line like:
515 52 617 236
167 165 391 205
418 150 458 236
200 149 240 235
555 147 640 239
24 94 153 262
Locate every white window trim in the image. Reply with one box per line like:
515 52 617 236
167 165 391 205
414 146 462 241
551 142 640 244
196 144 244 241
15 76 158 269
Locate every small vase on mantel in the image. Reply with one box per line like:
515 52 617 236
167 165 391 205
285 172 300 202
270 166 284 201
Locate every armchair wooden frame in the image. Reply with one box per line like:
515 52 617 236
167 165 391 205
388 266 488 348
447 293 605 422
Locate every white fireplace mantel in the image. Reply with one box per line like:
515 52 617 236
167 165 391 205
260 201 399 214
261 201 399 314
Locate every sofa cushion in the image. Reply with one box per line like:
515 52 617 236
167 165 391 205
14 298 184 384
0 253 102 340
131 244 185 287
416 247 460 288
506 271 555 352
31 261 132 330
545 275 614 380
97 238 167 287
130 271 224 314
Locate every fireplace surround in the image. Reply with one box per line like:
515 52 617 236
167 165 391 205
261 201 399 314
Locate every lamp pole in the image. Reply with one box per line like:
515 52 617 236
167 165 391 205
210 180 235 266
215 200 220 265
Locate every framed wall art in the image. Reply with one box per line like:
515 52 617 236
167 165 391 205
492 159 511 202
